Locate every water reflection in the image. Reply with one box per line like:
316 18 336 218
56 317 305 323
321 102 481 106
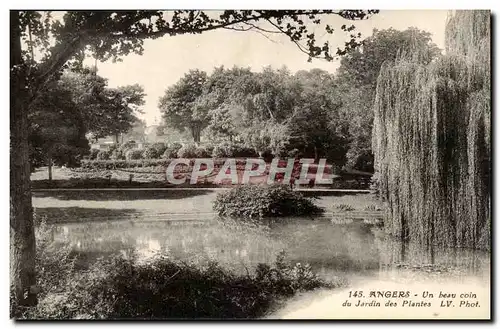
51 217 490 281
375 232 490 283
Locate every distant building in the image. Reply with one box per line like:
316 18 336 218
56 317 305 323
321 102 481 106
90 137 116 150
145 125 164 144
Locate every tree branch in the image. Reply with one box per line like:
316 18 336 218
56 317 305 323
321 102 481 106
223 25 254 32
24 10 377 106
104 10 351 40
28 33 88 106
264 18 312 57
242 21 281 34
250 28 279 44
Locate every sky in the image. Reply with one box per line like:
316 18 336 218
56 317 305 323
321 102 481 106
83 10 449 125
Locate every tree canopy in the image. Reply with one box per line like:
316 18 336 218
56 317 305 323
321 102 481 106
158 69 209 143
28 78 88 171
336 27 442 89
27 68 146 175
159 66 351 162
158 26 442 172
60 69 145 142
334 27 442 171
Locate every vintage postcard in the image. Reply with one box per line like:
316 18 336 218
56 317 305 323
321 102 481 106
9 9 491 320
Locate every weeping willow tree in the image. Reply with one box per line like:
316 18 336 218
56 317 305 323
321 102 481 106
372 10 490 250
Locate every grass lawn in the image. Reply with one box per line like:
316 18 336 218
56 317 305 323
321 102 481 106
31 166 74 181
33 188 381 225
33 189 218 223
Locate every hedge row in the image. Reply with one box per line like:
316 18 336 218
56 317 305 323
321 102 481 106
89 142 261 161
80 158 259 170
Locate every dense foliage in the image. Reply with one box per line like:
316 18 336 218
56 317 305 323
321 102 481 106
160 67 348 164
372 11 490 250
29 69 146 172
28 79 89 170
211 142 259 158
61 70 146 142
160 28 442 171
176 144 199 158
335 27 442 171
80 158 246 170
213 185 324 219
142 142 167 159
162 142 183 159
88 149 100 160
96 150 111 160
125 149 143 160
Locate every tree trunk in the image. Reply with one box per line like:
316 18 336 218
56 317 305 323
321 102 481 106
47 151 52 182
10 11 37 307
313 145 319 162
115 133 119 144
192 126 201 143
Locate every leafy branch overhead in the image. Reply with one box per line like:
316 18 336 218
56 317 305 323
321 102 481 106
15 10 379 105
69 10 378 60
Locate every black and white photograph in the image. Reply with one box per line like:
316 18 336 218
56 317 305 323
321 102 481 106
8 8 491 320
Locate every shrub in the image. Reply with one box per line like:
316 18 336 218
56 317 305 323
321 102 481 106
335 204 355 212
108 144 119 153
233 144 258 157
142 147 161 159
203 144 215 157
177 144 198 158
194 146 210 158
162 148 177 159
162 143 182 159
79 158 236 171
260 149 274 162
14 249 334 319
287 148 300 158
110 149 125 160
212 143 230 158
96 150 111 160
89 149 100 160
119 141 137 153
211 142 257 158
154 142 167 152
80 159 174 170
213 185 324 219
11 213 76 319
125 149 143 160
364 204 382 212
169 142 183 151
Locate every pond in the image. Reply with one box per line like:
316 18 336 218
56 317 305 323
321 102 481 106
47 215 490 280
33 189 491 319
